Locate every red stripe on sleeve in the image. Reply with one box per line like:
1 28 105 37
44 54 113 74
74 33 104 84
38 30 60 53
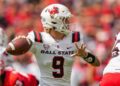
74 32 78 42
36 32 40 42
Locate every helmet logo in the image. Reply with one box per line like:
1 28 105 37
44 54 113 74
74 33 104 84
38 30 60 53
48 7 59 17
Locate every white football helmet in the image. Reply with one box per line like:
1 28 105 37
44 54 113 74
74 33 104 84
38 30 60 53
40 4 72 35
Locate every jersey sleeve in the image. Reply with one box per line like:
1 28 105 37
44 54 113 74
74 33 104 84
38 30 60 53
72 32 92 54
26 31 36 53
27 31 43 53
72 31 84 44
27 31 36 43
27 31 43 43
72 32 86 50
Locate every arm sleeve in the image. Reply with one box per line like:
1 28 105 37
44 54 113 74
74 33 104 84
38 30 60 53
27 31 36 43
27 31 37 53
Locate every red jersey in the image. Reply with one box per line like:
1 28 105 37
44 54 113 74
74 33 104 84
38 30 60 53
1 69 39 86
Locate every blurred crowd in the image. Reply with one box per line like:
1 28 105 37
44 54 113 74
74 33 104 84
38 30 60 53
0 0 120 86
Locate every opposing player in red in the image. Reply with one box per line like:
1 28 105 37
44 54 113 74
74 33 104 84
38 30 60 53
100 33 120 86
0 53 39 86
0 28 39 86
0 64 39 86
6 4 100 86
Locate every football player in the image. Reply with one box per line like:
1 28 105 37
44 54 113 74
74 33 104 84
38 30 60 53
100 32 120 86
0 53 40 86
6 4 100 86
12 52 41 85
0 28 39 86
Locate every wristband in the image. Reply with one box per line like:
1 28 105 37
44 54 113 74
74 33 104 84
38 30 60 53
83 53 95 63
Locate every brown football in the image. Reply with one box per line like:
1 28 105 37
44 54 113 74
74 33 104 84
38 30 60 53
6 37 32 55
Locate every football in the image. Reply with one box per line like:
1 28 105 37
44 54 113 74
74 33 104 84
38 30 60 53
6 36 32 55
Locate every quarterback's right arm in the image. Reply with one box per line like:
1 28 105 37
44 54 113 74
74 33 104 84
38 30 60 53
5 31 38 55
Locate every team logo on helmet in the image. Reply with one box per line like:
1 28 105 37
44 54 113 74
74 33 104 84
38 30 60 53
48 7 59 18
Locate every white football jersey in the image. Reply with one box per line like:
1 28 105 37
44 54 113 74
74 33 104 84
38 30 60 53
27 31 83 86
103 33 120 74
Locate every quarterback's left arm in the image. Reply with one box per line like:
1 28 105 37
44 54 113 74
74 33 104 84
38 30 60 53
72 42 100 67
